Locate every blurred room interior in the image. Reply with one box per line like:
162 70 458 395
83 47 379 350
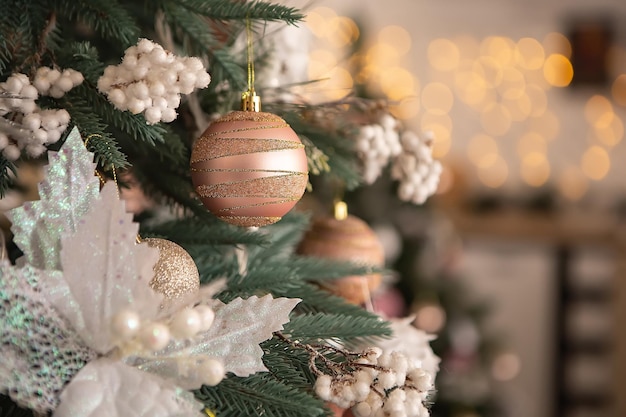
295 1 626 417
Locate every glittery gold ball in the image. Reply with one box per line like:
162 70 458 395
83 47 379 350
143 238 200 300
190 111 309 227
296 215 385 305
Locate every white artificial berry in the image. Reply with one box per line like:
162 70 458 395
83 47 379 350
314 375 332 400
170 308 202 339
3 144 20 161
199 357 226 386
139 322 171 351
0 133 8 148
377 370 397 390
194 305 215 332
353 401 372 417
111 309 141 341
22 113 41 131
97 38 211 124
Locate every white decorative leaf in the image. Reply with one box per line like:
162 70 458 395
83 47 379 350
45 183 162 354
54 359 202 417
8 127 100 270
131 295 300 388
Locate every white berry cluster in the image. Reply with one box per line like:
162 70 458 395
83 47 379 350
314 347 433 417
0 69 81 160
390 131 442 205
33 67 84 98
110 303 225 386
354 113 402 184
97 38 211 125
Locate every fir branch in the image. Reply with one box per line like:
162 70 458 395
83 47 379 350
61 98 128 169
195 373 326 417
140 217 270 247
283 283 380 319
210 47 247 93
282 112 362 190
261 338 317 389
283 313 391 343
179 0 304 25
52 0 139 48
0 156 17 198
288 256 385 282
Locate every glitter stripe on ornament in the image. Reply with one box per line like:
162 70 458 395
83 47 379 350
200 123 289 138
216 197 304 213
195 173 307 198
190 137 304 163
216 111 286 123
217 216 281 227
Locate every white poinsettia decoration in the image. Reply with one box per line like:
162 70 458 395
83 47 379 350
0 127 300 417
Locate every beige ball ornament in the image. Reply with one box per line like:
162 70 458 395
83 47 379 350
296 203 385 305
142 237 200 301
190 111 309 227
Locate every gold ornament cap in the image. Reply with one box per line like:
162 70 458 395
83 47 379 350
242 90 261 112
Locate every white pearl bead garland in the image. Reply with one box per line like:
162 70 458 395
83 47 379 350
97 38 211 125
199 357 226 386
170 308 202 339
111 309 141 341
139 322 171 351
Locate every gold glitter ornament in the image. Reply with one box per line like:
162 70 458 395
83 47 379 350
190 111 309 227
142 238 200 300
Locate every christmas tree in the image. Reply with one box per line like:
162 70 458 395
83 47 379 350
0 1 442 417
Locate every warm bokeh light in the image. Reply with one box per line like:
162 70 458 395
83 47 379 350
305 7 337 38
477 154 508 188
481 36 515 67
378 25 412 55
503 92 532 122
467 133 498 166
366 43 400 66
492 353 522 381
612 74 626 107
515 37 545 70
499 67 526 100
593 114 624 147
421 82 454 115
584 95 614 125
543 54 574 87
327 16 360 48
543 32 572 58
480 103 512 136
389 96 420 120
529 109 560 141
429 123 452 158
526 84 548 117
379 67 416 100
428 38 461 71
455 68 490 109
581 146 610 180
420 113 452 133
517 132 547 157
558 166 588 201
413 303 446 333
313 67 354 101
436 163 455 194
521 152 551 187
453 35 480 59
474 56 503 88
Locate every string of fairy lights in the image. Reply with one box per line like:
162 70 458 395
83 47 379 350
304 6 626 202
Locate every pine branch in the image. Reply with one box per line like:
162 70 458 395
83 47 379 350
195 373 326 417
283 283 379 318
179 0 304 25
282 112 362 190
61 98 128 170
140 217 270 247
0 156 17 198
261 338 317 389
52 0 139 48
210 47 247 93
283 313 391 344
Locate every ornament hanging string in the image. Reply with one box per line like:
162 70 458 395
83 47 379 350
242 17 260 112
